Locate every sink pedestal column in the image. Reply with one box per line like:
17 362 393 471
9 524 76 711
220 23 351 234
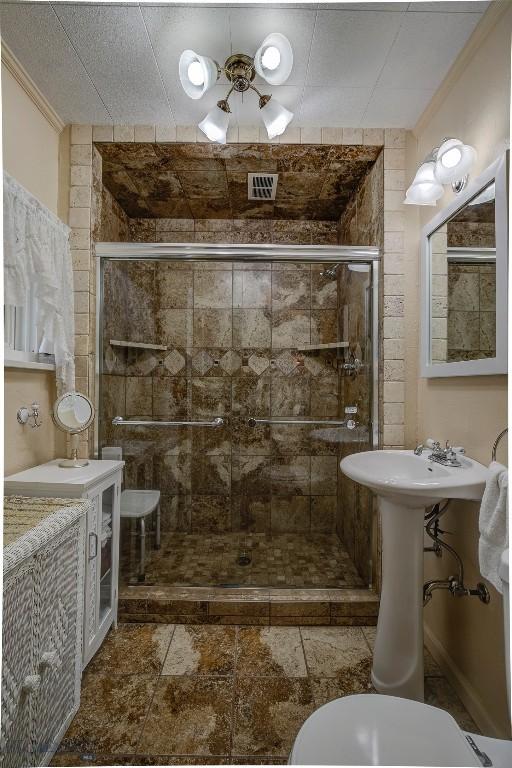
372 497 425 701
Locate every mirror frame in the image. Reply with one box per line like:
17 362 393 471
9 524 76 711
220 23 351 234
420 151 508 378
53 391 95 434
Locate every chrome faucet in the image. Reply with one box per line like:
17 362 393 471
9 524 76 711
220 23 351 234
414 440 465 466
429 440 465 467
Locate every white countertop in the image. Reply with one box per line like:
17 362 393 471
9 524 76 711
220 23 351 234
4 459 124 495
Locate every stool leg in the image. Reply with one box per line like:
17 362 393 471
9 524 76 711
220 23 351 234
156 504 161 550
138 517 146 583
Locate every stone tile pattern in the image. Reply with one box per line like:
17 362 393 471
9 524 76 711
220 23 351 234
446 209 496 361
120 531 365 590
53 622 478 766
117 584 379 626
101 257 374 587
128 217 339 245
96 141 381 221
430 223 496 363
447 263 496 361
338 129 406 454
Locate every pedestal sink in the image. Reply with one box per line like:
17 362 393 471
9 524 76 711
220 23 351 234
340 449 488 702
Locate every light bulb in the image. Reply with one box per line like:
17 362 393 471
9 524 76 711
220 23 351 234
261 45 281 71
440 146 462 169
187 60 204 87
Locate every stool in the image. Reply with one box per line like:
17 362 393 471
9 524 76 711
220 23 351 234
120 490 161 582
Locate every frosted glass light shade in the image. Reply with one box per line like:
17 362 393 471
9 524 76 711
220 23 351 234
254 33 293 85
404 161 444 205
434 138 477 184
260 97 294 139
198 105 229 144
179 49 218 99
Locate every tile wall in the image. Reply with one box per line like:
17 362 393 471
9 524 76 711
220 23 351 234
100 260 368 545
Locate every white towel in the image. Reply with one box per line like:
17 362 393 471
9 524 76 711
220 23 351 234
479 461 508 593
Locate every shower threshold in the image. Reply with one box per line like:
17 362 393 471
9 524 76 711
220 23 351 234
118 532 379 625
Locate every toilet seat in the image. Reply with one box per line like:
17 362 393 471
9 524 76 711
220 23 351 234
290 694 481 766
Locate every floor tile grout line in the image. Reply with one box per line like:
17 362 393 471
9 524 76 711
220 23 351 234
132 623 175 754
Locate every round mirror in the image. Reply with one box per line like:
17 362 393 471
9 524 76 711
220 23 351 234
53 391 95 468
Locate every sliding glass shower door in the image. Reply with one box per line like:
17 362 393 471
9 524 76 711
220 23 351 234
97 246 378 590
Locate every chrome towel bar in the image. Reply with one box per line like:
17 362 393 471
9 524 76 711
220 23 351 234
492 428 508 461
112 416 224 428
247 417 356 428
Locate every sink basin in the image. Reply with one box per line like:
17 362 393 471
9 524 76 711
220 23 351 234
341 449 488 507
340 448 489 703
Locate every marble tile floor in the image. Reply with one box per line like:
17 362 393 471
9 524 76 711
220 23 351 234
121 531 365 589
53 623 478 767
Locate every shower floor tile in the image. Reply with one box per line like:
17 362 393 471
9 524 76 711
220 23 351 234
122 532 365 589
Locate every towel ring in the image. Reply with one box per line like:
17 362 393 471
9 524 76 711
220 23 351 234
492 428 508 462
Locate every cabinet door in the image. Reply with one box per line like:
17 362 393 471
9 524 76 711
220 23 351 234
83 473 121 667
82 493 100 666
33 520 85 765
1 558 36 768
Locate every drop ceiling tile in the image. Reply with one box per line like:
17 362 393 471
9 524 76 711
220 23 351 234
408 2 489 12
228 6 317 87
53 3 173 124
0 2 111 124
377 11 483 89
306 9 405 87
141 6 231 119
362 87 435 128
298 86 372 126
317 3 408 9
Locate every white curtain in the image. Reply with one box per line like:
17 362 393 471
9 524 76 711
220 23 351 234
3 172 75 394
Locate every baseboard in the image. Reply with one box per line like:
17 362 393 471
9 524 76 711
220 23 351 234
424 624 503 738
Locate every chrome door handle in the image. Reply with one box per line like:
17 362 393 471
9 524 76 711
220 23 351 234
88 532 98 559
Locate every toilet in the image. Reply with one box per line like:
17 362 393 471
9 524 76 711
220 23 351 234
290 549 512 767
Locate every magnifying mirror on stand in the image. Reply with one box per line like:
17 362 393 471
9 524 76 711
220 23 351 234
53 391 95 468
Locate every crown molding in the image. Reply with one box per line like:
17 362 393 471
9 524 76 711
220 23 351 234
1 42 65 133
413 0 511 139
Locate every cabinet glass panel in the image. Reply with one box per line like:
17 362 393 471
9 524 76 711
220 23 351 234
99 484 114 623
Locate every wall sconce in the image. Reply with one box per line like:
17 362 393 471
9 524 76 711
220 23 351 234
17 402 42 428
404 138 477 206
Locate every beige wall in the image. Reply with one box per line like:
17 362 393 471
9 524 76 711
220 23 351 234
404 3 511 737
2 59 68 474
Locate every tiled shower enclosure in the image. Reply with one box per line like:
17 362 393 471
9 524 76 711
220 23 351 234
98 246 378 590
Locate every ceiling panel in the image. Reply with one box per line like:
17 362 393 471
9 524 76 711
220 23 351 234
376 10 483 90
228 6 317 87
0 1 111 123
306 9 405 87
141 5 231 121
298 86 372 126
362 86 435 127
0 1 490 131
53 3 173 124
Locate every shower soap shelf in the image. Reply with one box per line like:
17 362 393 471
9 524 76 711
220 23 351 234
298 341 349 352
110 339 168 351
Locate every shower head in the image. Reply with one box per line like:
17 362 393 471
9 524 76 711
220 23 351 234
320 265 339 279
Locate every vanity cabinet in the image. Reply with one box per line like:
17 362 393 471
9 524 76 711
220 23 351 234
4 460 124 668
2 497 88 768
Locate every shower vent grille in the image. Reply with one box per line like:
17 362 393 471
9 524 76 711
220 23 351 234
247 173 279 200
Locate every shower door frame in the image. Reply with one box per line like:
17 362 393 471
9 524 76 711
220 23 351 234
95 242 380 460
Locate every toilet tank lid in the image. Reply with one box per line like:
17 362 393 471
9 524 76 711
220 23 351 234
499 549 509 585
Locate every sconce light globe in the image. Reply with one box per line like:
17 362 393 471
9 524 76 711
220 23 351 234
179 49 218 99
254 33 293 85
435 138 477 184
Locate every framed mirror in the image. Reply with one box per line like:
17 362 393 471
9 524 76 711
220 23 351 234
421 152 508 377
53 391 95 467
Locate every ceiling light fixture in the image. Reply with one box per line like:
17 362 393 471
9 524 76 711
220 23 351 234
404 137 477 206
179 35 294 144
